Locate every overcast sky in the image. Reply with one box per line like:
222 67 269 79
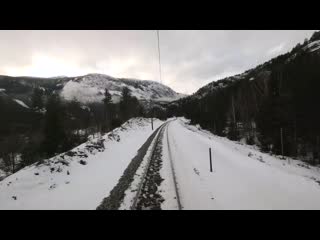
0 30 316 94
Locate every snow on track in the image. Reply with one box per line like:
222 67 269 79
99 123 166 210
159 122 182 210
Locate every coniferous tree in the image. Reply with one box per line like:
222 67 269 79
1 134 22 173
42 94 66 156
102 88 112 132
119 87 142 122
103 88 112 106
31 87 44 110
120 87 132 122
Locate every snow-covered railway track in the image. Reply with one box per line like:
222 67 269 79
97 122 166 210
131 122 168 209
97 119 181 210
165 122 182 210
131 120 181 210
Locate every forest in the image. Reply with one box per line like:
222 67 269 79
0 86 151 177
168 31 320 164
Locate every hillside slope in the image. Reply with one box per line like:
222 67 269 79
173 31 320 163
61 74 184 103
0 73 184 106
0 118 163 210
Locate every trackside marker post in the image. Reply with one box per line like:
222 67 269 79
151 117 153 130
209 148 213 172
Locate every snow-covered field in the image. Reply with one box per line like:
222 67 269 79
159 118 320 210
0 118 163 210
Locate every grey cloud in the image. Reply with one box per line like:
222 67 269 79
0 30 316 94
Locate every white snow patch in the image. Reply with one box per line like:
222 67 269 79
60 81 104 103
310 45 320 53
14 99 30 109
303 40 320 52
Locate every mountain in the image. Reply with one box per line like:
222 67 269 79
172 31 320 163
0 73 185 162
192 34 320 100
0 75 68 108
0 74 184 109
60 73 185 104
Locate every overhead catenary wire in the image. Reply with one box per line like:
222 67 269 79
157 30 162 84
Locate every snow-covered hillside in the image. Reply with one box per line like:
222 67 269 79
0 118 163 210
61 73 184 103
192 33 320 99
303 40 320 53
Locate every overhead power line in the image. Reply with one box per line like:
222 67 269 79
157 30 162 84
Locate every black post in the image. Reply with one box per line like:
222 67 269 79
209 148 213 172
317 136 320 163
151 117 153 130
280 128 284 157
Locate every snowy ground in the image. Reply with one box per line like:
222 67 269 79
0 118 163 210
159 118 320 210
2 116 320 210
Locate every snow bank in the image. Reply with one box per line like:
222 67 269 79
0 118 163 210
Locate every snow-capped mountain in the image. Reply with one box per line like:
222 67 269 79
60 74 184 103
0 73 185 111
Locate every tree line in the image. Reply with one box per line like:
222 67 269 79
170 32 320 165
0 86 147 175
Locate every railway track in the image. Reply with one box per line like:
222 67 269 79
165 122 182 210
131 120 182 210
97 120 182 210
